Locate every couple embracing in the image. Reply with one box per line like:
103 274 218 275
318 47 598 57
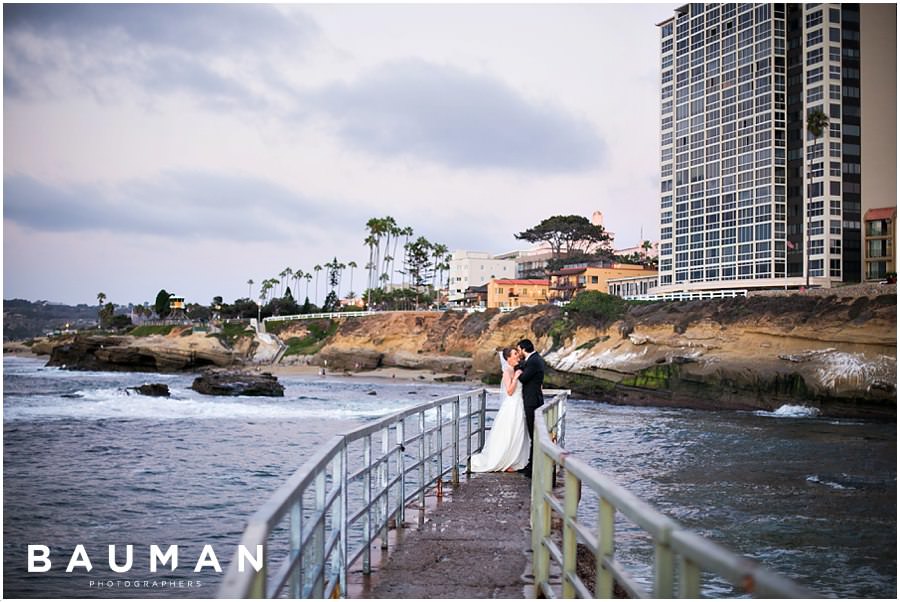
470 339 545 478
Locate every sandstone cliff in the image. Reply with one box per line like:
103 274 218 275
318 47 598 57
307 293 896 418
29 291 896 418
44 331 235 372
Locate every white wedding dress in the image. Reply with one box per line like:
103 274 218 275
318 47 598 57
470 373 531 473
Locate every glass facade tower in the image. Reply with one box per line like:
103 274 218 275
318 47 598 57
656 3 868 292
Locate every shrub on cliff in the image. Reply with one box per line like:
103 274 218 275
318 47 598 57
565 291 631 325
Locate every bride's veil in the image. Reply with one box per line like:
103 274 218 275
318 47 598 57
498 350 510 373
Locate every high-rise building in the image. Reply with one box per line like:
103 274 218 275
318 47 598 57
655 3 896 293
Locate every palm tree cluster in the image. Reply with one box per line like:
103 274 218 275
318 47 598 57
364 216 450 308
237 216 450 317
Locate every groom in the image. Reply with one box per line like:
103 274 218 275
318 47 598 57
515 338 545 478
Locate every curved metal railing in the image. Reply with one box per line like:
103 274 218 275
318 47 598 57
529 396 819 598
218 388 488 598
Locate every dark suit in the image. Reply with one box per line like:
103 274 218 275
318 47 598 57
517 351 545 473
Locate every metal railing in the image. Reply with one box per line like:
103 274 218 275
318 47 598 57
218 388 489 598
625 289 748 301
263 309 444 324
529 396 818 599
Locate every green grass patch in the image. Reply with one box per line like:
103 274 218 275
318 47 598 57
282 320 337 356
130 325 178 337
213 322 256 347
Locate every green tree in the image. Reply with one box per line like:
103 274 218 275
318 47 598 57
322 290 340 313
404 236 434 309
99 302 115 329
515 215 613 273
154 289 171 319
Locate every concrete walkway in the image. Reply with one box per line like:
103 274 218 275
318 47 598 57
361 472 534 599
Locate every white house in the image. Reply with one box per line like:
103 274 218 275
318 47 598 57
447 251 517 303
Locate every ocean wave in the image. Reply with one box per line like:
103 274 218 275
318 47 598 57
754 404 821 418
4 392 414 422
806 474 849 490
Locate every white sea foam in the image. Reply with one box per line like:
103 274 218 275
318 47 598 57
5 388 415 422
806 474 848 490
755 404 821 418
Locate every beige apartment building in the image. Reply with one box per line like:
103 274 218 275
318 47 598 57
863 207 896 281
549 264 658 302
486 279 550 309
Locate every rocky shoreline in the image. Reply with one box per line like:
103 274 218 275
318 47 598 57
9 289 896 419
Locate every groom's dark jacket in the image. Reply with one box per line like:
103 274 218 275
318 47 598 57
517 351 545 409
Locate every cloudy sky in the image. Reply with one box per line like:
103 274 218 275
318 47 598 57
4 3 676 306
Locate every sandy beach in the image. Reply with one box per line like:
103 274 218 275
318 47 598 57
3 344 480 387
263 362 480 385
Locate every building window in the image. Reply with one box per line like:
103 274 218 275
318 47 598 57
806 10 823 29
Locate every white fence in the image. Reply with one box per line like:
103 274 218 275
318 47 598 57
624 289 748 302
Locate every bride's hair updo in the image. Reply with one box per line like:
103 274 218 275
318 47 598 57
501 348 515 360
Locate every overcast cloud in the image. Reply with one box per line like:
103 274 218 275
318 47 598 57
4 3 673 305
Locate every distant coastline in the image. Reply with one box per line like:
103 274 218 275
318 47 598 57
8 287 896 419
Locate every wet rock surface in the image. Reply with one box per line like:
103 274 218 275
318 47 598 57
190 370 284 397
45 334 233 372
127 383 170 397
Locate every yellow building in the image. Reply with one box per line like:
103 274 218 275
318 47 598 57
864 207 896 281
487 278 550 309
549 264 658 301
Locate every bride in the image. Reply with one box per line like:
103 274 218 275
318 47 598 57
470 347 531 473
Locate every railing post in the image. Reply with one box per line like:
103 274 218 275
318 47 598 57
418 410 426 526
478 390 487 452
339 442 348 597
380 427 389 550
562 469 579 598
290 499 302 596
451 397 460 486
531 426 552 595
363 434 372 574
654 525 675 598
597 497 615 598
436 403 444 488
397 419 406 526
312 470 326 598
465 394 473 475
678 555 702 598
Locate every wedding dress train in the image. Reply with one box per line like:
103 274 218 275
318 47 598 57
470 379 530 472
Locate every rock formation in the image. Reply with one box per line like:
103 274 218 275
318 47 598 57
190 371 284 397
127 383 171 397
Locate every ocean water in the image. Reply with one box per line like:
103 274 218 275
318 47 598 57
3 356 896 598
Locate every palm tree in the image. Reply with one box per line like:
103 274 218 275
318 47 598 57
347 261 358 300
364 234 377 296
313 265 323 306
400 226 414 289
97 292 106 329
388 225 401 288
304 272 312 302
246 279 254 300
293 268 304 300
431 242 448 291
365 219 384 292
805 108 829 288
279 268 292 298
380 217 397 290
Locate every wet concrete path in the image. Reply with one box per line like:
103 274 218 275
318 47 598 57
359 472 534 599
